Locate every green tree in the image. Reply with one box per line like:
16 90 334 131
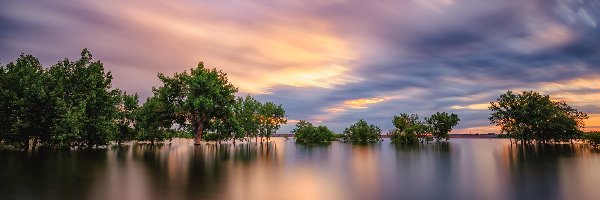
393 113 419 133
389 114 432 144
47 49 120 148
0 54 55 150
257 102 287 142
489 91 588 143
426 112 460 141
115 91 139 145
583 131 600 148
154 62 238 145
234 95 261 141
292 120 336 144
343 119 382 143
205 111 243 144
135 96 173 144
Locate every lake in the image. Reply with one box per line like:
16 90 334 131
1 138 600 200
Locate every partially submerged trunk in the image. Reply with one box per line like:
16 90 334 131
194 123 203 145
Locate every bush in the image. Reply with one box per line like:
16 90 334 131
583 131 600 148
389 129 418 144
293 120 336 144
343 119 381 143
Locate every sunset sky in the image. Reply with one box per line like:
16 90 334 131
1 0 599 133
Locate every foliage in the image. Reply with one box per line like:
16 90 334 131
257 102 287 141
583 131 600 148
0 54 54 149
389 114 434 144
392 113 420 133
0 50 289 149
343 119 382 143
489 91 588 143
233 95 261 140
292 120 336 144
47 49 120 149
115 91 139 144
426 112 460 141
389 129 419 144
0 50 120 149
135 96 173 143
153 62 238 144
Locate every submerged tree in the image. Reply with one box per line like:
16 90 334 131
154 62 238 145
234 95 262 141
583 131 600 148
343 119 381 143
489 90 588 143
47 49 120 149
135 96 173 144
389 114 427 144
292 120 336 144
257 102 287 142
0 54 55 150
115 91 139 145
426 112 460 141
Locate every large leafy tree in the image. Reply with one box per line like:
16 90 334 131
154 62 238 145
489 90 588 143
0 54 55 150
47 49 120 148
257 102 287 142
425 112 460 141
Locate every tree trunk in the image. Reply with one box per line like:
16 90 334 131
194 123 203 145
23 137 30 151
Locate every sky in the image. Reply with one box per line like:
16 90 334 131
1 0 600 134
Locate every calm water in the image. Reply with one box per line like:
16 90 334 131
1 138 600 200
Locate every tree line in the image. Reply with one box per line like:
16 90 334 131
0 49 287 150
3 50 598 149
291 112 461 144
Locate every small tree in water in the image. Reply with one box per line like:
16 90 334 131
426 112 460 141
292 120 336 144
343 119 382 143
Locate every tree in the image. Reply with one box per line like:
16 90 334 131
115 91 139 145
583 131 600 148
154 62 238 145
292 120 336 144
426 112 460 141
389 113 433 144
0 54 55 150
343 119 381 143
233 95 261 141
393 113 420 133
489 91 588 143
47 49 120 148
135 96 173 144
257 102 287 142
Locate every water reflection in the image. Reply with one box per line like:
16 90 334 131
1 138 600 200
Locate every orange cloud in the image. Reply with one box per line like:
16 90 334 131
118 4 359 94
327 96 393 113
